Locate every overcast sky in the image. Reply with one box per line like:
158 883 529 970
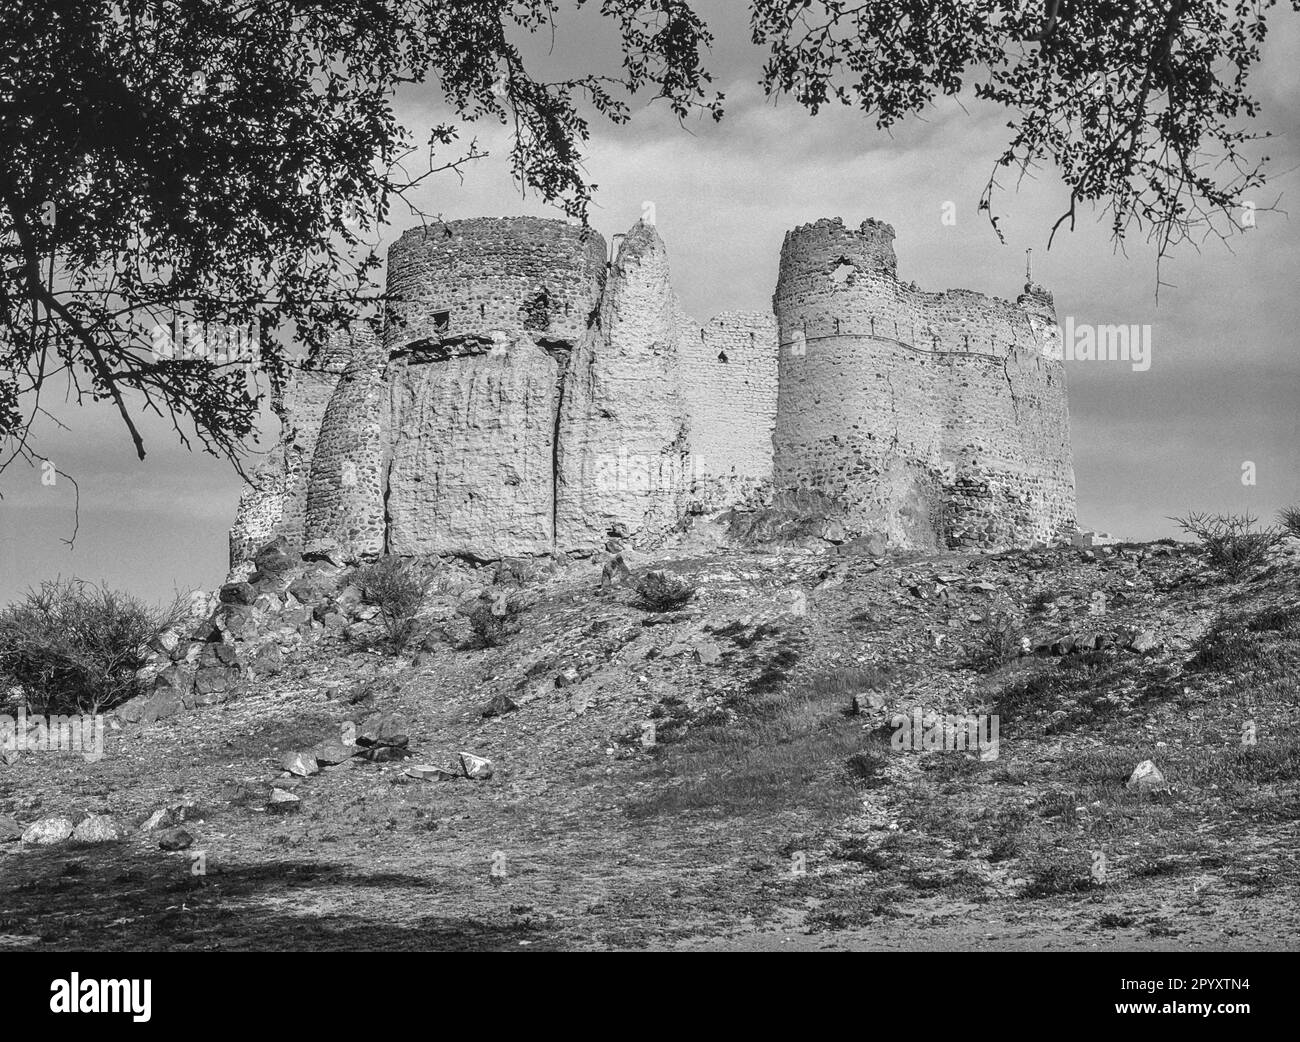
2 3 1297 606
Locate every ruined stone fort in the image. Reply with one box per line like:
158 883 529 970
229 216 1076 570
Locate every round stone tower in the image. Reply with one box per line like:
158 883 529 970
384 217 607 354
772 217 1076 550
772 218 948 546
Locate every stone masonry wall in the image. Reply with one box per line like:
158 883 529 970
302 329 388 561
228 331 354 573
386 333 561 559
679 309 778 510
230 214 1076 567
772 217 1075 549
384 217 607 353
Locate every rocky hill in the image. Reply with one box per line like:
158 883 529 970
1 523 1298 950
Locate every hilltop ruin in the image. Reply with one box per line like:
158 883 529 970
229 216 1075 570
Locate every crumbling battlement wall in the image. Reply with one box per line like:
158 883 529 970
772 217 1075 549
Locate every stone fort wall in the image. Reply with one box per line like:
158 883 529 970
679 309 778 510
229 214 1076 569
228 330 357 574
772 217 1075 549
303 328 388 562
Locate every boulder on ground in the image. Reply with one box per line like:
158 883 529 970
194 665 239 700
1129 630 1160 653
152 663 194 700
459 752 494 780
22 817 74 846
1126 760 1167 792
219 581 257 606
692 641 722 665
406 764 459 782
252 643 284 677
356 712 409 747
141 689 185 723
72 815 129 843
216 603 256 639
157 827 194 850
481 693 519 719
312 739 357 766
279 751 319 777
254 536 299 576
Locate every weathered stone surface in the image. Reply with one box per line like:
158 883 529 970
692 641 723 665
194 666 238 699
254 535 300 575
556 221 693 549
601 553 632 589
459 752 494 780
288 573 333 606
772 218 1075 551
1129 630 1160 653
22 817 74 846
1126 760 1167 792
216 603 256 639
303 338 388 563
72 815 129 843
219 581 257 605
228 215 1074 567
198 642 240 668
252 643 284 677
153 662 194 695
481 693 519 719
406 764 459 782
0 815 23 842
311 740 356 766
141 689 184 724
279 751 319 777
267 790 301 813
388 333 562 558
157 827 194 850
